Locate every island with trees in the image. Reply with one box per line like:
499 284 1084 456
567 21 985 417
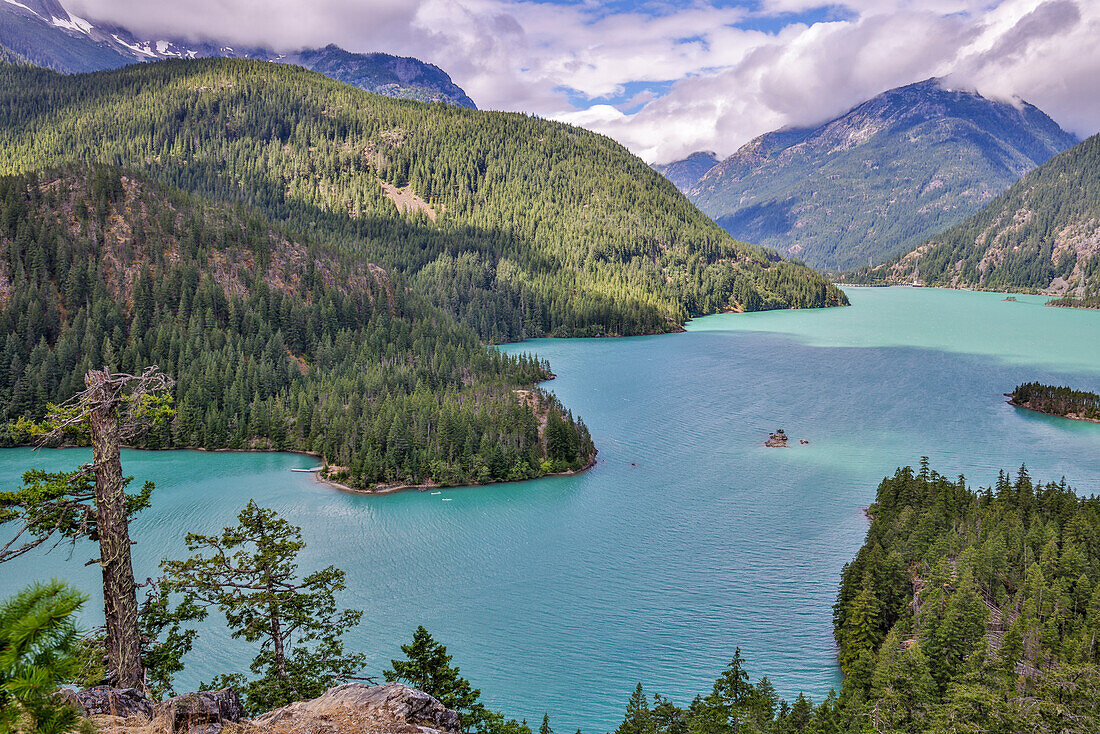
1008 382 1100 422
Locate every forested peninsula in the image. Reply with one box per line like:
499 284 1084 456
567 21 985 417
1008 383 1100 422
0 166 595 489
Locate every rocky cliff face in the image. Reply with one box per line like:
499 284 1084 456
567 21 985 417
74 683 460 734
662 79 1078 270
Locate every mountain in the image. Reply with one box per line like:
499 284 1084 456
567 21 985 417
848 134 1100 301
652 151 718 191
0 0 131 71
0 0 476 107
665 79 1078 270
279 45 476 108
0 164 594 487
0 59 846 344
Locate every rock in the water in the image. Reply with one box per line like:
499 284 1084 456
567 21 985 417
252 682 460 734
155 688 244 734
764 429 790 448
71 687 154 719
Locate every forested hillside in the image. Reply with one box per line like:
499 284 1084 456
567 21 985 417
616 463 1100 733
0 165 594 488
0 59 846 343
848 134 1100 300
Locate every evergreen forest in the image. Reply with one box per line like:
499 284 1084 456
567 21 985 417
0 59 846 345
614 462 1100 733
0 165 594 488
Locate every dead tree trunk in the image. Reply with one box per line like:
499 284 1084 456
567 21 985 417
86 369 145 690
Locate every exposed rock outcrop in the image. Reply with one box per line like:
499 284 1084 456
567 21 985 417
155 689 245 734
69 686 154 719
251 683 461 734
764 430 789 448
74 683 460 734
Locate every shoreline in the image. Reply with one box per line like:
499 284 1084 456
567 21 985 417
11 443 325 459
834 281 1100 309
317 452 599 496
1007 400 1100 424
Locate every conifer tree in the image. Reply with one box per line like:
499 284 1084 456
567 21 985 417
616 684 652 734
162 501 366 714
0 366 172 690
384 626 483 730
0 581 91 734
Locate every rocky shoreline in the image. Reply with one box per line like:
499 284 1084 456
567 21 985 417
1007 398 1100 423
317 453 599 496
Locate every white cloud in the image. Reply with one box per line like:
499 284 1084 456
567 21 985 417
66 0 1100 163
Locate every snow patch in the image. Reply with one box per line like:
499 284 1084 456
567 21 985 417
50 12 95 35
111 33 157 58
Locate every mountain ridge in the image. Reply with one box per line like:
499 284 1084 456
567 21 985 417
0 0 476 107
662 79 1078 270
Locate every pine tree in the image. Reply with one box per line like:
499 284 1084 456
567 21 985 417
0 581 92 734
616 683 652 734
162 501 366 714
384 626 483 730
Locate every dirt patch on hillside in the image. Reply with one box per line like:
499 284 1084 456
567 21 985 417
380 182 436 221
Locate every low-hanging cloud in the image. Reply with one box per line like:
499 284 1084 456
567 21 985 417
66 0 1100 163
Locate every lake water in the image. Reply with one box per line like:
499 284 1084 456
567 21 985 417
1 287 1098 731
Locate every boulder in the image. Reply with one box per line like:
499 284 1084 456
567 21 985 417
252 682 460 734
154 688 245 734
70 686 154 719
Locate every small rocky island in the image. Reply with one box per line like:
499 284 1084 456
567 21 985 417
765 429 810 447
1007 382 1100 422
765 429 789 447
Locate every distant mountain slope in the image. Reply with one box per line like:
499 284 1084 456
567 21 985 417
848 134 1100 300
653 151 718 191
668 79 1077 270
281 45 475 108
0 39 30 64
0 0 131 71
0 0 476 107
0 60 846 343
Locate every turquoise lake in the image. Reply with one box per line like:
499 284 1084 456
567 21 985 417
1 287 1098 730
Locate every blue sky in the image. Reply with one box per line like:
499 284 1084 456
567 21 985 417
73 0 1100 161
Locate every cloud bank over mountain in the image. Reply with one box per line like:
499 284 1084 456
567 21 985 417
66 0 1100 162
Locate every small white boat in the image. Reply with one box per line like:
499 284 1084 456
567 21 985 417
430 491 441 495
290 466 325 472
442 498 453 502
